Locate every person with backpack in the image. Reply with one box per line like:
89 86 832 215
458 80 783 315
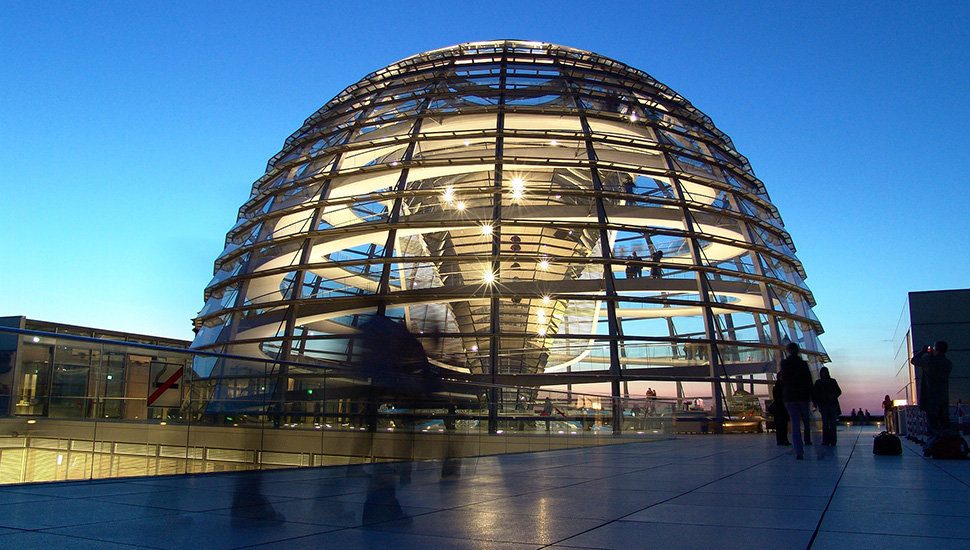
812 367 842 446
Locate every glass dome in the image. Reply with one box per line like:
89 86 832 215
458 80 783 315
191 40 826 414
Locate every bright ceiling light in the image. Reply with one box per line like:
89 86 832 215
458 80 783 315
481 223 493 235
539 259 549 270
542 295 551 304
483 271 495 283
455 201 466 210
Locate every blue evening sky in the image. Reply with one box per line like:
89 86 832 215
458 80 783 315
2 1 968 412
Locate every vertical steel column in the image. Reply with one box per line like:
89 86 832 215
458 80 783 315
663 166 726 422
488 51 508 434
577 115 624 434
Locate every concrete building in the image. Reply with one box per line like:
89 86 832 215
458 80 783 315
893 288 970 405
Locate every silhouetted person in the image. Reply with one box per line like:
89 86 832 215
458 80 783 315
627 251 641 278
812 366 842 446
770 374 791 446
913 341 952 455
780 343 813 460
882 395 894 432
650 249 663 278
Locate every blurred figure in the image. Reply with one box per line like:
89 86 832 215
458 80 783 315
812 367 842 446
912 341 952 455
769 374 791 446
542 397 553 432
780 343 814 460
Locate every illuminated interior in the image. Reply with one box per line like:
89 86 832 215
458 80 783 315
191 40 827 415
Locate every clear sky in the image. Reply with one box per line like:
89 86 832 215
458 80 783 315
2 1 968 413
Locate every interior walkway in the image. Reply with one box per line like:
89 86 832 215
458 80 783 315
0 425 966 549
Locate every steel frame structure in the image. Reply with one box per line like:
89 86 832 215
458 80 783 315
191 40 826 430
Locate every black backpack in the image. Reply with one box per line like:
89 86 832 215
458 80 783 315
873 431 902 455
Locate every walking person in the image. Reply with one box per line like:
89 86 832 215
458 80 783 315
912 341 953 455
812 367 842 446
780 343 814 460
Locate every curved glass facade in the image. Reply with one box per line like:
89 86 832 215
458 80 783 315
191 40 826 417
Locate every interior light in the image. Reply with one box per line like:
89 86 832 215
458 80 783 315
483 271 495 284
542 295 551 304
481 223 493 235
463 140 470 146
537 327 547 336
471 345 479 352
456 201 466 210
106 375 113 380
510 177 525 190
26 419 36 424
512 189 523 200
31 337 40 343
539 259 550 270
442 186 455 202
550 139 557 146
391 161 399 166
630 113 638 122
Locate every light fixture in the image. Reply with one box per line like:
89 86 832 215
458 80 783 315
550 139 558 146
481 223 493 235
630 113 638 122
456 201 466 210
542 295 551 304
442 186 454 202
463 140 470 146
510 177 525 190
483 271 495 284
539 259 550 270
537 327 547 336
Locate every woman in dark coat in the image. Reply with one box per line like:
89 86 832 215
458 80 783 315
812 366 842 446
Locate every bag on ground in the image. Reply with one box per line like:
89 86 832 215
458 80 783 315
930 433 969 460
873 431 902 455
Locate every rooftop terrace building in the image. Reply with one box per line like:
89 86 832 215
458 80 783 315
191 40 826 421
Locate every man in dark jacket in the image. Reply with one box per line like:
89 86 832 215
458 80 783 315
912 341 953 454
780 343 814 460
812 366 842 446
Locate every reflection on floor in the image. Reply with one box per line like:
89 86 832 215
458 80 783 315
0 426 966 549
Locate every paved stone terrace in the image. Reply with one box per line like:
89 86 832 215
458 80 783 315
0 425 966 549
